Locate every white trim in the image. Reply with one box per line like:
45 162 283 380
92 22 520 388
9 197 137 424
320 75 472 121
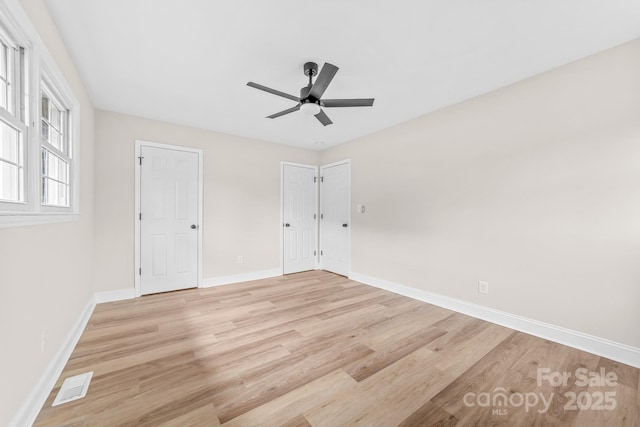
201 268 281 288
9 297 95 427
134 140 203 297
350 272 640 369
319 159 351 276
94 288 136 304
280 161 319 275
0 213 78 228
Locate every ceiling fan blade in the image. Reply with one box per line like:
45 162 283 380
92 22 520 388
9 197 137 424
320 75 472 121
314 110 333 126
247 82 300 102
267 104 300 119
322 98 375 108
309 63 338 100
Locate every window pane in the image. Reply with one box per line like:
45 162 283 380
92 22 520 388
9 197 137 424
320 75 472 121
0 120 19 164
50 103 61 129
41 119 49 142
41 176 49 204
47 149 58 178
41 95 49 120
41 147 69 207
42 177 68 206
42 147 70 183
41 91 68 154
0 42 14 115
57 181 68 206
0 119 22 202
0 160 19 201
50 128 61 151
0 43 6 81
42 119 62 151
0 81 6 111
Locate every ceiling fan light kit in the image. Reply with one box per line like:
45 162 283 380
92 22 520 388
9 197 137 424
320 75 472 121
247 61 375 126
300 101 321 115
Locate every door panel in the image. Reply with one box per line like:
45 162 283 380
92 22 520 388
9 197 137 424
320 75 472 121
321 162 350 276
283 164 317 274
141 146 198 294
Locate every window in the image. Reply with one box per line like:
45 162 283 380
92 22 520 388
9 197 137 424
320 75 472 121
41 83 70 207
0 120 23 201
0 31 25 205
0 1 80 227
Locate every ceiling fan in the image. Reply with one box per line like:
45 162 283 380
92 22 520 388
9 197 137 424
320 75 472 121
247 61 375 126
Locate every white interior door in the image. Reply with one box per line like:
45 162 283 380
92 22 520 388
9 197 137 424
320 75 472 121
140 146 199 294
320 161 350 276
282 163 317 274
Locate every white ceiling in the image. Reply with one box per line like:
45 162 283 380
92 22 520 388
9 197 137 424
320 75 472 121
44 0 640 150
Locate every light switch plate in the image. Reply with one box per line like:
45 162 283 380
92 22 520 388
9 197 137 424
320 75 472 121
478 280 489 295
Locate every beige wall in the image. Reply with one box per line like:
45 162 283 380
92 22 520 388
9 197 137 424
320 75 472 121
321 39 640 348
94 110 319 292
0 0 96 424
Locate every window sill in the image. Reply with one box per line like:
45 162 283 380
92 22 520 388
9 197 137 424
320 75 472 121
0 212 79 229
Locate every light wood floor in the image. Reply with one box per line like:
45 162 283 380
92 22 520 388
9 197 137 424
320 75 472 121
35 271 639 426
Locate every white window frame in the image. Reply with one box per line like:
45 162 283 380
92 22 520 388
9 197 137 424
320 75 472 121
0 21 27 208
39 71 75 211
0 0 80 228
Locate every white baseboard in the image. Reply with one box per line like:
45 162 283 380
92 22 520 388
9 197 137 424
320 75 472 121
349 272 640 369
9 297 95 427
94 288 136 304
201 268 281 288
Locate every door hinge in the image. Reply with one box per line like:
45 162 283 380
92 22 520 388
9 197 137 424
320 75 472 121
320 213 324 219
139 213 142 220
314 250 317 256
321 250 323 256
314 176 317 183
139 268 142 275
321 176 324 182
138 156 144 165
314 213 317 220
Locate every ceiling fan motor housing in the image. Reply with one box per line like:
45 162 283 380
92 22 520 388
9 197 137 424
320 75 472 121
299 85 319 104
303 61 318 77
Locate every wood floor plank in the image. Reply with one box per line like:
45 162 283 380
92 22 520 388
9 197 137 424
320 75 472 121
278 414 312 427
216 341 374 423
344 326 447 382
358 304 452 351
304 346 453 426
156 403 221 427
223 370 358 427
33 271 639 426
433 322 513 377
398 400 459 427
430 331 531 416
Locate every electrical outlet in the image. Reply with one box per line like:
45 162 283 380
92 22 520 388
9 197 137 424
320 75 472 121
478 280 489 295
237 256 243 264
41 329 47 353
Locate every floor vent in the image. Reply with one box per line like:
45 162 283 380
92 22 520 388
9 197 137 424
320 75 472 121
52 371 93 406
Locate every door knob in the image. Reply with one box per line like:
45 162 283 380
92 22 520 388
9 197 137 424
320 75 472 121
285 223 290 227
190 224 197 229
342 223 348 227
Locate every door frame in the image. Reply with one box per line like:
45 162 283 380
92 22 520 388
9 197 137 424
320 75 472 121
280 161 319 275
319 159 351 276
134 140 204 297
